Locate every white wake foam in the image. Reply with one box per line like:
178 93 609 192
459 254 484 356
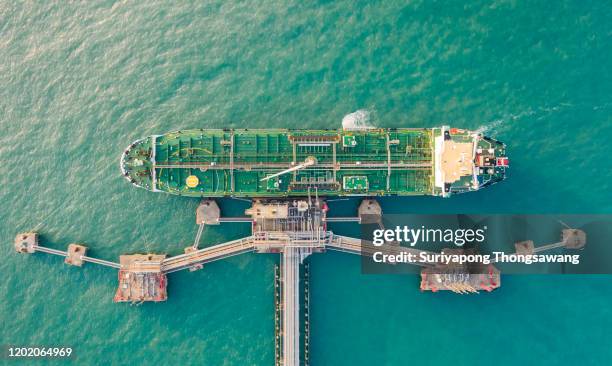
341 109 375 130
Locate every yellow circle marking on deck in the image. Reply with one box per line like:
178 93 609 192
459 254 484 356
186 175 199 188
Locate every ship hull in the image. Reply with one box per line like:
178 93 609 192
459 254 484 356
120 128 507 197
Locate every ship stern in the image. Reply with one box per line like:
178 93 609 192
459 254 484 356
434 127 508 196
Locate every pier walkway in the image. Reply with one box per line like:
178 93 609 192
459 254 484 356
162 236 257 273
281 246 308 366
35 245 121 268
14 234 121 269
327 234 436 266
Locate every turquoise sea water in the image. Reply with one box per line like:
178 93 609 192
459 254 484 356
1 1 612 365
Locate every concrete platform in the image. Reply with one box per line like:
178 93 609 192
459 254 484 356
64 243 88 267
358 199 382 224
420 248 501 293
114 254 168 303
14 232 38 253
515 240 535 255
563 229 586 249
246 201 289 219
196 199 220 225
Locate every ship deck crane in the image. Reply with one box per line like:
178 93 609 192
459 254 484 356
260 156 317 182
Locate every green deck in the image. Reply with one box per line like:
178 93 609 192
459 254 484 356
122 129 436 197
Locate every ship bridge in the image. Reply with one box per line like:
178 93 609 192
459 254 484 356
434 126 508 197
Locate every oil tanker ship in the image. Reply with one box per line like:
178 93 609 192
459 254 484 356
120 127 508 197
